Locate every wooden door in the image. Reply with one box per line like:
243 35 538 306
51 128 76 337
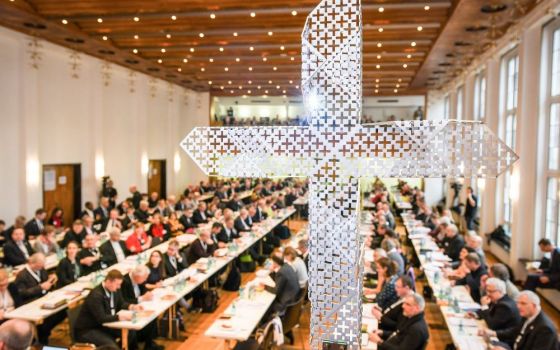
43 164 81 227
148 160 166 198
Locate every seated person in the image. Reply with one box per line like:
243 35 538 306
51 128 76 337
187 229 217 265
366 257 399 311
524 238 560 291
369 293 429 350
121 265 162 350
217 217 240 244
456 253 488 303
163 240 187 277
226 193 244 212
261 255 299 315
482 291 559 350
121 206 138 230
77 234 103 275
179 209 196 232
297 238 309 270
0 268 21 324
441 224 465 262
100 227 130 266
484 263 519 300
466 233 487 268
283 247 308 290
468 278 521 347
14 253 64 345
33 225 61 256
146 213 169 243
74 270 141 348
56 241 82 287
24 209 47 240
100 209 123 233
0 319 34 349
167 212 184 235
234 209 252 232
210 222 225 248
145 251 166 290
192 202 211 225
134 200 152 224
371 275 414 335
381 238 404 276
251 201 268 223
61 219 86 248
126 222 152 254
3 228 34 267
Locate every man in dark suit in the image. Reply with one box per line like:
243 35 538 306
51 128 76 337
79 201 95 220
14 253 64 345
234 209 252 233
94 197 111 222
129 185 143 209
251 201 268 223
524 238 560 290
61 220 86 248
121 266 162 350
77 234 102 275
369 293 429 350
226 193 244 212
163 240 187 277
217 217 240 244
99 209 123 233
179 209 196 232
470 278 521 346
134 201 151 224
2 216 26 243
75 269 141 348
484 291 559 350
262 255 300 315
372 275 414 336
442 224 465 262
192 202 210 225
100 228 130 267
456 253 487 303
23 209 46 240
215 185 228 201
187 230 217 265
3 228 34 267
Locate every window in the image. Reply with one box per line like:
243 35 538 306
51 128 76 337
499 49 519 233
542 21 560 244
444 95 450 119
474 72 487 121
456 85 464 120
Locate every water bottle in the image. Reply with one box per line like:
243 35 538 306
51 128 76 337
231 301 237 315
458 319 464 334
239 286 245 299
132 311 137 324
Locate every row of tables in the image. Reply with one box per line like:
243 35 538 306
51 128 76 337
399 212 490 350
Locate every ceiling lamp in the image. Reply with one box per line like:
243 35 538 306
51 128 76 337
292 10 298 16
61 19 68 25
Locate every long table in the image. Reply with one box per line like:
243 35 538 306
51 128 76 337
400 213 489 350
4 232 197 324
102 207 296 349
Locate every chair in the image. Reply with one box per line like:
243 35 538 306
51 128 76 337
66 302 83 343
70 345 96 350
281 295 305 345
233 321 275 350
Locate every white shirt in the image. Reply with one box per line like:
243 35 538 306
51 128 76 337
110 240 126 262
0 289 15 311
288 257 309 288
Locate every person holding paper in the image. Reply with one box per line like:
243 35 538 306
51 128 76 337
14 253 64 345
75 269 142 348
455 253 488 303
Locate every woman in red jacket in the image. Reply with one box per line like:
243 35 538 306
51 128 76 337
126 222 152 254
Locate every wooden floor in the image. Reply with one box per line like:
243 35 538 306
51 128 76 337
48 218 560 350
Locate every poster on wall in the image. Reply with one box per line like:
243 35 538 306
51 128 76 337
44 169 56 191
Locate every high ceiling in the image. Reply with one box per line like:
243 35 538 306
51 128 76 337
0 0 537 97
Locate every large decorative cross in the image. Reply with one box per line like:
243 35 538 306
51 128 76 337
181 0 518 348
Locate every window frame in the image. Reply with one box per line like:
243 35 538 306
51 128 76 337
456 85 464 121
540 18 560 245
474 71 487 121
498 48 520 234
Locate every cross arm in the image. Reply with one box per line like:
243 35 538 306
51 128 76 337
341 120 518 178
180 126 323 178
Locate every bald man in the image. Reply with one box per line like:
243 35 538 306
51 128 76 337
0 319 33 350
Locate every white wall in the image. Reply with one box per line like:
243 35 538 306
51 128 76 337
0 26 209 223
426 0 560 277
